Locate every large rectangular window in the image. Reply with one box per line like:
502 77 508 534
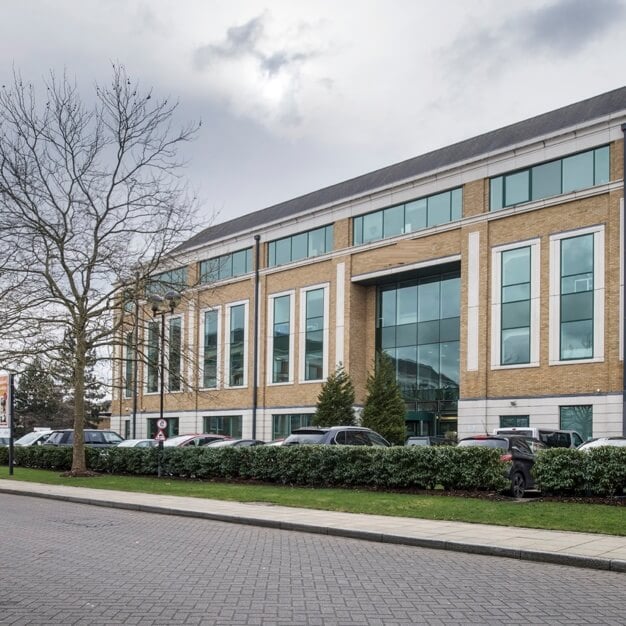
499 415 530 428
550 227 603 364
501 247 531 365
199 248 252 283
272 413 313 439
560 405 592 441
168 317 182 392
124 331 134 398
492 240 540 369
490 145 609 211
146 321 160 393
227 303 247 387
560 233 594 360
146 267 187 296
268 225 333 267
147 417 179 438
202 309 219 389
270 294 292 383
353 188 462 245
303 287 325 381
203 415 242 438
378 271 460 433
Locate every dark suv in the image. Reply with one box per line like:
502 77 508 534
457 435 537 498
44 429 124 447
283 426 390 447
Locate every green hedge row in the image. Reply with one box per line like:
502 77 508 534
2 445 624 496
533 448 626 496
2 445 508 491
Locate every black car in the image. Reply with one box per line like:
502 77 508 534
457 435 537 498
44 429 124 447
283 426 390 447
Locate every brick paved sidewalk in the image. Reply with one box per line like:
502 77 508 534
1 479 625 572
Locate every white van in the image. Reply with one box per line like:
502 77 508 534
492 427 584 448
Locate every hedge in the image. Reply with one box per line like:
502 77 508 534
2 445 624 496
1 445 508 491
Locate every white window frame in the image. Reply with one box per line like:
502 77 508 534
299 283 330 383
491 238 541 369
549 225 604 365
225 300 249 389
199 306 222 390
267 290 296 385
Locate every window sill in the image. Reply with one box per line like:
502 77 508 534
491 362 540 370
549 357 604 366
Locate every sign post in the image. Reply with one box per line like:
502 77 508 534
155 419 167 478
0 373 15 475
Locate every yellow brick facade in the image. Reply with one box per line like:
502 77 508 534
111 98 626 442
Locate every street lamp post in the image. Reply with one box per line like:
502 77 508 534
149 290 181 476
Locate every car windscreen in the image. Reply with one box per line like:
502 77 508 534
15 431 43 445
458 439 508 449
283 434 325 445
102 432 123 443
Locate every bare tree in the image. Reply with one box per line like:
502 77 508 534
0 65 200 475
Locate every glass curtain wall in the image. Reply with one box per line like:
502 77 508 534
377 271 460 435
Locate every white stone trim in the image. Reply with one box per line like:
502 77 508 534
490 238 541 369
224 300 249 389
299 282 330 383
266 290 296 385
620 197 624 362
335 263 345 366
466 232 480 371
549 225 605 365
198 305 222 390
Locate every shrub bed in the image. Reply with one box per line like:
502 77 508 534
2 445 623 496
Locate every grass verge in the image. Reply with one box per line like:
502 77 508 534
1 467 624 536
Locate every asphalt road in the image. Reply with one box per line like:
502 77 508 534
1 494 625 625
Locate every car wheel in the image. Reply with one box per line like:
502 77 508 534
511 471 526 498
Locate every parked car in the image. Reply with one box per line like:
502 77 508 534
162 433 231 447
117 438 158 448
44 429 124 447
493 427 584 449
266 438 285 446
283 426 391 447
405 436 447 446
577 437 626 451
0 436 9 446
458 434 537 498
15 430 53 446
205 438 265 447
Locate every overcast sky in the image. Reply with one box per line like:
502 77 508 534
2 0 625 230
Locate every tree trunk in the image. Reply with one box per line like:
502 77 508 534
70 330 88 475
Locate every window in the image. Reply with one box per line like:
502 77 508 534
560 234 593 360
353 188 462 245
490 145 609 211
199 248 252 283
377 271 460 426
226 302 248 387
501 247 531 365
147 417 179 438
272 413 313 439
560 405 592 441
268 225 333 267
124 331 134 398
492 240 540 368
146 321 160 393
168 317 182 392
202 309 219 388
203 415 242 438
302 287 326 381
124 420 131 439
499 415 530 428
269 293 293 383
146 267 187 296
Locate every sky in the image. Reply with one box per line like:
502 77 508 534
1 0 625 232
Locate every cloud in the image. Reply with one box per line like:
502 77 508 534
517 0 626 53
192 13 331 132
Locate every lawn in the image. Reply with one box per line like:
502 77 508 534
1 467 624 536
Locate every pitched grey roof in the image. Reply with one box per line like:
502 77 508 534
177 86 626 253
